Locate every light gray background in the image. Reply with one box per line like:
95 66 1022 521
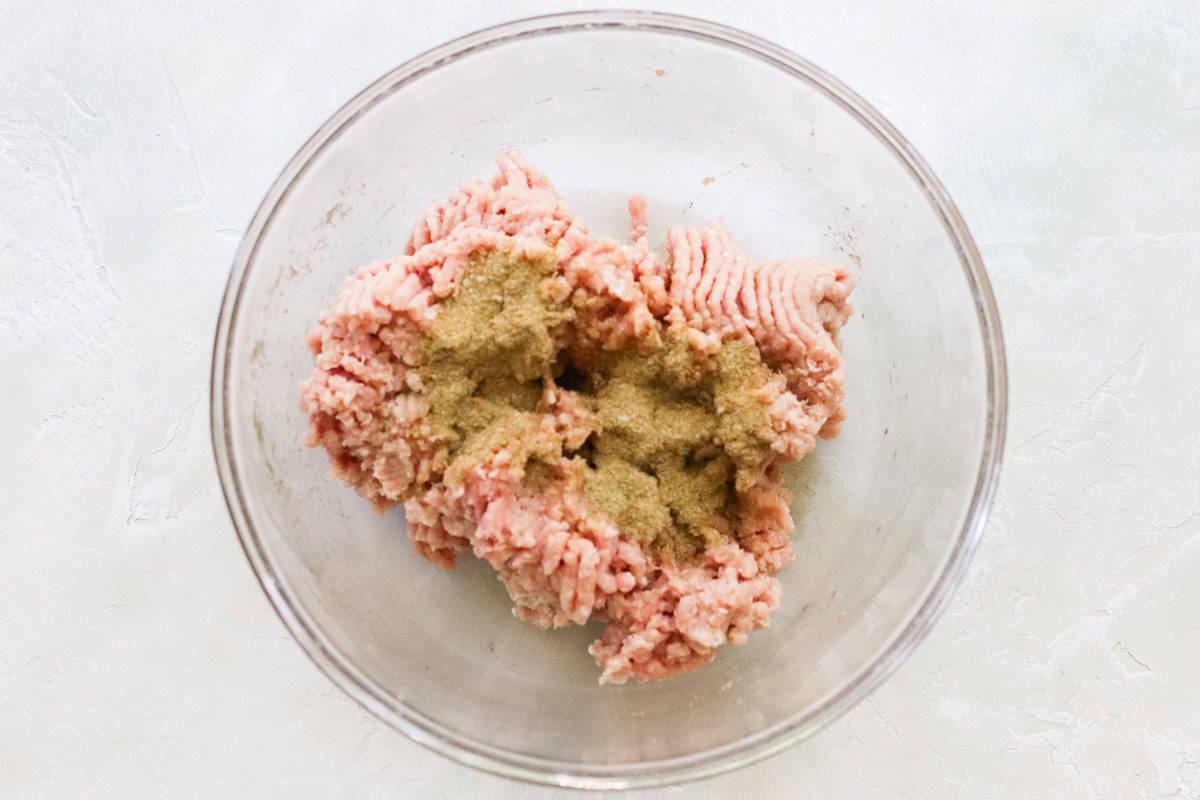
3 1 1198 797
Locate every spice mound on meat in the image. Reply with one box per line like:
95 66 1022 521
300 151 853 683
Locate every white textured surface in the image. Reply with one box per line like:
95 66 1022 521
2 0 1198 796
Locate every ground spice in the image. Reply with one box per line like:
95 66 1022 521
419 246 777 562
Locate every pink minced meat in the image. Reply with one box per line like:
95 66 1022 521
300 151 853 683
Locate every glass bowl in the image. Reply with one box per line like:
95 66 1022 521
211 10 1006 790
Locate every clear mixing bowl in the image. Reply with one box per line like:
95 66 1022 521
211 11 1006 789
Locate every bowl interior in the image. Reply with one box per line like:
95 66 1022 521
217 17 997 784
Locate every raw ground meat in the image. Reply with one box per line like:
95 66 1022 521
300 151 853 683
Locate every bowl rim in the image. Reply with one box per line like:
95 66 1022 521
211 9 1007 790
